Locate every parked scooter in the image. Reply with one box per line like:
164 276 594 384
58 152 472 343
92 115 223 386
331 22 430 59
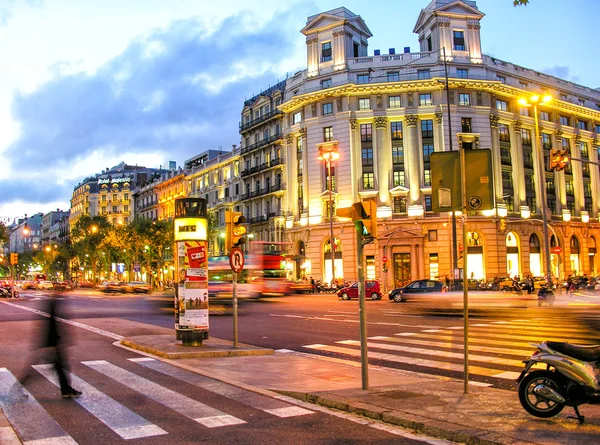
537 285 555 306
517 341 600 423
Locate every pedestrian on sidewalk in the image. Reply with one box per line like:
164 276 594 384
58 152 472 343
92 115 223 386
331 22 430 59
19 293 82 398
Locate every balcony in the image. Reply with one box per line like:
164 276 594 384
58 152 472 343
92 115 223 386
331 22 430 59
241 132 283 154
240 109 283 133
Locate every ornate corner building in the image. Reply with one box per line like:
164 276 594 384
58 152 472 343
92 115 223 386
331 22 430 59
248 1 600 287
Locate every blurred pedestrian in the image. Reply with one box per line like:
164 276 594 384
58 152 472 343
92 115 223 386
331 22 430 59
19 293 81 398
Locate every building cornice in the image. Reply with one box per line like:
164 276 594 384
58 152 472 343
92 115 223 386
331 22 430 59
280 77 600 121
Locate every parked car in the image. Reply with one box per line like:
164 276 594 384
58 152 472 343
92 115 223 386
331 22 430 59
21 281 37 290
388 279 447 302
337 280 382 300
122 281 152 293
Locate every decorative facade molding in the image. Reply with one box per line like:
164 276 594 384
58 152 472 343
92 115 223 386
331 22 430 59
467 20 481 30
374 117 388 129
513 120 523 131
435 112 443 124
332 29 345 38
489 114 500 128
299 127 307 136
405 114 418 127
349 118 358 130
306 37 317 44
285 134 293 144
555 129 563 138
574 134 581 145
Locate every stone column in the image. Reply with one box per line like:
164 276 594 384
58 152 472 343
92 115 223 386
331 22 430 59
349 117 359 200
306 36 318 77
332 28 347 71
553 129 565 213
375 117 389 205
285 134 296 217
434 111 444 151
512 119 525 207
489 114 503 202
467 21 482 63
405 115 421 206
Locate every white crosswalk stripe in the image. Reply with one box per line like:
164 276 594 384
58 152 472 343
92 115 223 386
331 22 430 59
82 360 246 428
32 364 167 440
302 318 597 383
0 368 78 445
128 357 314 418
2 356 315 442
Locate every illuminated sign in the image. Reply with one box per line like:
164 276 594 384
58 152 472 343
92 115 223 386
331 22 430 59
98 176 132 185
174 217 207 241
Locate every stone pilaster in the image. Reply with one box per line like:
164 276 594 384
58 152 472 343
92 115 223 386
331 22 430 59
375 117 389 204
405 115 421 206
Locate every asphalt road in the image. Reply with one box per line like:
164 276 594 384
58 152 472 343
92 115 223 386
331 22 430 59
0 292 458 444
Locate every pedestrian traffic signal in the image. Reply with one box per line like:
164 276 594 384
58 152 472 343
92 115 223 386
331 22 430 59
10 253 18 265
336 200 377 244
225 211 247 253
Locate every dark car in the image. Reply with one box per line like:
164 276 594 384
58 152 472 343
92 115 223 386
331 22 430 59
388 279 446 302
337 280 382 300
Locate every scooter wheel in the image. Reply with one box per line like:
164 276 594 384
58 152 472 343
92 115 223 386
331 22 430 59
518 370 565 418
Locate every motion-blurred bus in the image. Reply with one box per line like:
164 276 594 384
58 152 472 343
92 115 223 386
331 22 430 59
208 242 295 298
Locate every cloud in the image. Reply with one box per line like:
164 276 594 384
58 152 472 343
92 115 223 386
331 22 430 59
541 66 580 85
2 9 303 211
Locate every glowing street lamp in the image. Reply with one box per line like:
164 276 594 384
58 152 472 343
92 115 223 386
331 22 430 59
318 145 340 284
518 93 553 286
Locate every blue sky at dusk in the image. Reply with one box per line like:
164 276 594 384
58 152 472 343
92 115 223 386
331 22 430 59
0 0 597 221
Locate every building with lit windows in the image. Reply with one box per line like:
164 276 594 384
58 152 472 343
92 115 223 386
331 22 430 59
273 1 600 287
239 81 288 247
70 162 167 229
186 148 242 257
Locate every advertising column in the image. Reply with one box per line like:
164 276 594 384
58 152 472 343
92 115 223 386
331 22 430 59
173 198 209 345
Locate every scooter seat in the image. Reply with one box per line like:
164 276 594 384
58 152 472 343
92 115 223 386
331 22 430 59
547 341 600 362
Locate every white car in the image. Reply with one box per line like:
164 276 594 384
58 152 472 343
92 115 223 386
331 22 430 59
37 281 54 290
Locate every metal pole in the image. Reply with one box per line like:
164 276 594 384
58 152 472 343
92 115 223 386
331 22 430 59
329 159 335 285
233 271 238 348
11 262 15 298
357 225 369 390
443 47 459 284
460 139 469 394
534 104 553 287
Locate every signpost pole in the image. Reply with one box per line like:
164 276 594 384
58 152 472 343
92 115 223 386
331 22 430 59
233 271 238 348
357 226 369 390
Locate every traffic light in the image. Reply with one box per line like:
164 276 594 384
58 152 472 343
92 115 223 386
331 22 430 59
549 149 561 171
336 200 377 244
361 199 378 239
10 253 18 265
225 211 247 253
557 151 569 171
549 149 569 171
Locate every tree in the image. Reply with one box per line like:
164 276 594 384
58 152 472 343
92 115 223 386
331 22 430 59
513 0 529 5
71 215 111 284
0 221 8 246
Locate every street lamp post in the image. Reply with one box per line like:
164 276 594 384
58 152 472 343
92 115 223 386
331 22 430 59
318 146 340 285
518 94 553 287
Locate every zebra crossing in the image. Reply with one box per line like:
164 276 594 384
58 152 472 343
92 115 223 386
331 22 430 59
301 316 599 386
0 357 313 443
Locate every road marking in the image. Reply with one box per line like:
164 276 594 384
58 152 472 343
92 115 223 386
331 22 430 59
375 336 533 356
33 364 167 440
334 340 524 367
128 358 313 418
0 368 77 444
302 344 517 380
82 360 245 428
0 301 123 340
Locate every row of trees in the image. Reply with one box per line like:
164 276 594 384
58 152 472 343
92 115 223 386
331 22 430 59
32 215 174 287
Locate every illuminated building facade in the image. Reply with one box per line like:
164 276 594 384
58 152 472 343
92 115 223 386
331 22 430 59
276 1 600 287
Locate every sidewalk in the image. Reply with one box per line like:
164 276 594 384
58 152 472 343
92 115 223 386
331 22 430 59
120 334 600 445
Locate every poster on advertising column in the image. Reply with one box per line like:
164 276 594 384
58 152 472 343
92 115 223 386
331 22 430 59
176 240 209 329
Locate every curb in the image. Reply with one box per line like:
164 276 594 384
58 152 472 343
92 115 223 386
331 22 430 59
278 391 533 445
120 338 274 359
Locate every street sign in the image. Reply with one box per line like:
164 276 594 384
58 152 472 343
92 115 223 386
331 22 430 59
552 246 562 254
382 256 388 263
229 248 245 273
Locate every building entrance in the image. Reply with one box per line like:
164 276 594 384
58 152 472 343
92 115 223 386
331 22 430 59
393 253 411 288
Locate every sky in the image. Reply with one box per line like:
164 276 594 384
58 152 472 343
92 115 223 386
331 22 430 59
0 0 598 223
